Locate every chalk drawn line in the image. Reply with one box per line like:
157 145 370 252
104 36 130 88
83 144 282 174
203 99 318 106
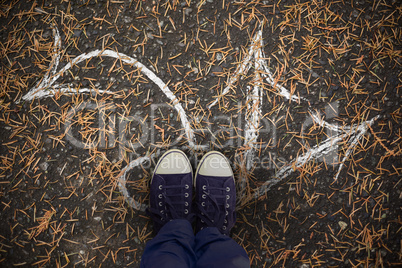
20 26 379 208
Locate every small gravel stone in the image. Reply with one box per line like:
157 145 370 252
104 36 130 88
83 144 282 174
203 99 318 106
39 162 49 171
338 221 347 230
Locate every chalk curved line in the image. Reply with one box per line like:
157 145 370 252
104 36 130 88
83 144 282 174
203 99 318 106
20 27 379 206
21 48 196 149
20 27 198 209
116 156 150 211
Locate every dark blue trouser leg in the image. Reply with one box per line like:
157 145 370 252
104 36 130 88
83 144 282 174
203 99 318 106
194 227 250 268
140 219 196 268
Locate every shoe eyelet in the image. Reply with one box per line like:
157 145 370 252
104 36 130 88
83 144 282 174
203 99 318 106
184 193 189 198
184 209 188 214
223 226 227 230
158 194 163 199
225 211 228 216
201 219 204 223
202 185 207 190
226 187 230 192
201 202 205 207
226 203 230 208
185 202 188 206
224 219 227 223
226 195 230 200
160 210 164 214
201 212 204 216
202 194 206 199
159 202 163 207
185 184 189 189
159 185 163 190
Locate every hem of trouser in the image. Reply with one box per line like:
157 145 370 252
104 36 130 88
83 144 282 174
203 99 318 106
141 220 250 268
194 227 250 268
140 219 196 268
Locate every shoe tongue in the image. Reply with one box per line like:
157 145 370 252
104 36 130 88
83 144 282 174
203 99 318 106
155 173 192 206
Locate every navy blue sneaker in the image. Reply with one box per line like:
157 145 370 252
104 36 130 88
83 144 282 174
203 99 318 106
194 151 236 235
148 149 193 233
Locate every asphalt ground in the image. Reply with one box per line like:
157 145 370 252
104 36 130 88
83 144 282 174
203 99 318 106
0 0 401 267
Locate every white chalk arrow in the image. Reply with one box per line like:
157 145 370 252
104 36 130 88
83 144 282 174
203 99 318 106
255 115 379 197
20 28 196 150
207 29 379 199
20 26 379 209
207 29 309 176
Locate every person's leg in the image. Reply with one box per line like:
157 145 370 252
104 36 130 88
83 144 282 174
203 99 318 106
140 219 196 268
194 227 249 268
140 149 196 268
193 151 250 268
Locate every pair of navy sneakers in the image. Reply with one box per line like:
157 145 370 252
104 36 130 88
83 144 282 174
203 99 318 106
148 149 236 235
